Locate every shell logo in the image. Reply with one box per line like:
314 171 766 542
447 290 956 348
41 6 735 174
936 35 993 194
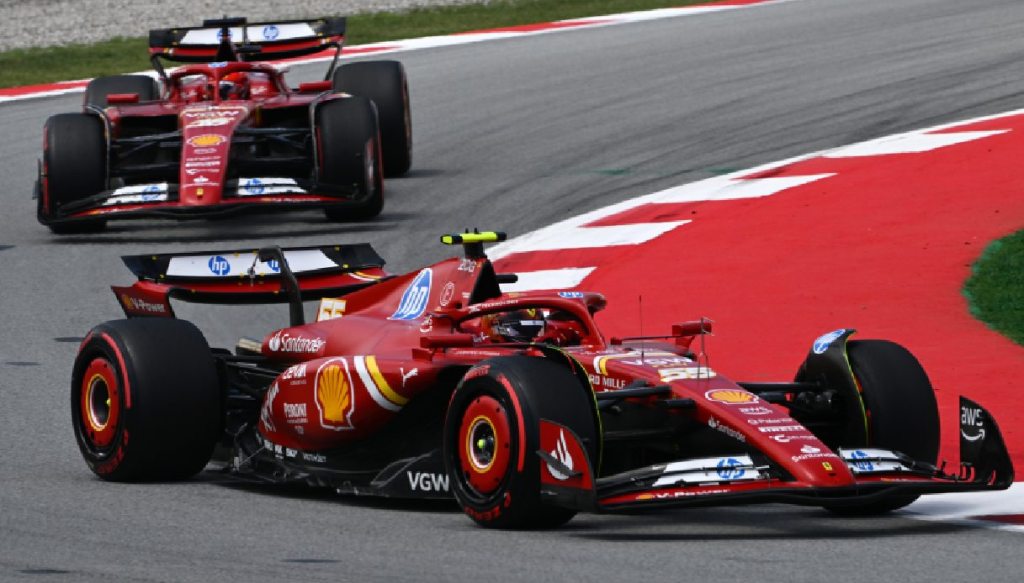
705 389 759 405
315 359 355 430
187 134 225 147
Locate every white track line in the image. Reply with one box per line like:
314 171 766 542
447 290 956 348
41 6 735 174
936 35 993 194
903 484 1024 534
490 174 834 260
500 267 595 293
825 130 1009 158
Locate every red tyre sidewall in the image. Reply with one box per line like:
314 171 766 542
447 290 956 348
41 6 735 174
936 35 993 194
71 331 134 478
444 368 542 527
458 394 513 496
79 357 120 448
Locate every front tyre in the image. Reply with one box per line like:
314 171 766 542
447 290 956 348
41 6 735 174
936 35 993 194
71 319 222 481
316 97 384 221
827 339 939 516
40 113 108 234
443 356 597 529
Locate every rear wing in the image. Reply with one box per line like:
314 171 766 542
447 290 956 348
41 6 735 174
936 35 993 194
112 243 388 320
148 17 346 77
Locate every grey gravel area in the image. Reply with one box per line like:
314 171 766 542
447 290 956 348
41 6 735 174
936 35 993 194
0 0 491 51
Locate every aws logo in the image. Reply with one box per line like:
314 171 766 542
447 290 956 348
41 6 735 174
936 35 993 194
314 358 356 431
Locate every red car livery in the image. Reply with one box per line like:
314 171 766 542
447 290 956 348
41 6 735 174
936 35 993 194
70 232 1013 528
37 16 412 233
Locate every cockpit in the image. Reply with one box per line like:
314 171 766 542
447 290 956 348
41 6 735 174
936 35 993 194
170 65 279 103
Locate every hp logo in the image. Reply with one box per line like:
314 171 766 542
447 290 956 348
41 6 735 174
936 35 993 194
208 255 231 276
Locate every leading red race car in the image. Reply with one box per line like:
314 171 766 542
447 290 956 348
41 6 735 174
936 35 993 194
36 16 412 234
71 232 1014 528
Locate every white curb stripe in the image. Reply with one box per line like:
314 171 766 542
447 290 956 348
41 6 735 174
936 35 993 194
499 267 595 292
824 130 1009 158
903 483 1024 534
490 174 833 261
499 222 690 255
493 121 1015 264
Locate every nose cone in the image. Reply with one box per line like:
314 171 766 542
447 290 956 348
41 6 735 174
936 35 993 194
178 105 249 204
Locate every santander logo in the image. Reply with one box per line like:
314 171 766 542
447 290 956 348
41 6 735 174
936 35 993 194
267 330 326 354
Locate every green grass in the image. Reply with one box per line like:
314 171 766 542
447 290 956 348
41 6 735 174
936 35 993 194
964 230 1024 346
0 0 713 88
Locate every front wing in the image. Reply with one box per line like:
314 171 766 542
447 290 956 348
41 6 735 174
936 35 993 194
39 178 371 226
539 396 1014 513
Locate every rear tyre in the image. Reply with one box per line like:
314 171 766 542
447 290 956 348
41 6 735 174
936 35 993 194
443 356 598 529
332 60 412 176
71 319 222 481
826 339 939 516
40 113 107 234
316 97 384 221
84 74 159 109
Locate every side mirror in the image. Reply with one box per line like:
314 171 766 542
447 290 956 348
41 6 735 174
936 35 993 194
673 319 712 350
672 320 712 337
299 81 333 93
106 93 140 105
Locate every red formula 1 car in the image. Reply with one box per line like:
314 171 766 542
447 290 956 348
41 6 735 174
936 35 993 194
36 16 412 234
71 232 1014 528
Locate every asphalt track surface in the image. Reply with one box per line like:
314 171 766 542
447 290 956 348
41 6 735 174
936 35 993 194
2 0 1024 580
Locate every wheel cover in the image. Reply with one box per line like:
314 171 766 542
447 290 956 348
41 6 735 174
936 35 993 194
80 358 120 448
458 395 512 495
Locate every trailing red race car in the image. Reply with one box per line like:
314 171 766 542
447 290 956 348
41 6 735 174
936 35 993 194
36 16 412 234
71 232 1014 528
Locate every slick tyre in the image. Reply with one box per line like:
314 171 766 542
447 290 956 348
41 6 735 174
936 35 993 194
443 356 598 529
316 97 384 221
332 60 412 176
40 113 107 234
71 319 222 481
84 74 159 109
826 340 939 516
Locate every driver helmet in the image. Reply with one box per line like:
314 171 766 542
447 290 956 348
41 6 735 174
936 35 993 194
219 72 250 100
482 309 545 343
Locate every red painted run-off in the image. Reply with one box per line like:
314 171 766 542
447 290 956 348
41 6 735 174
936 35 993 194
497 114 1024 472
